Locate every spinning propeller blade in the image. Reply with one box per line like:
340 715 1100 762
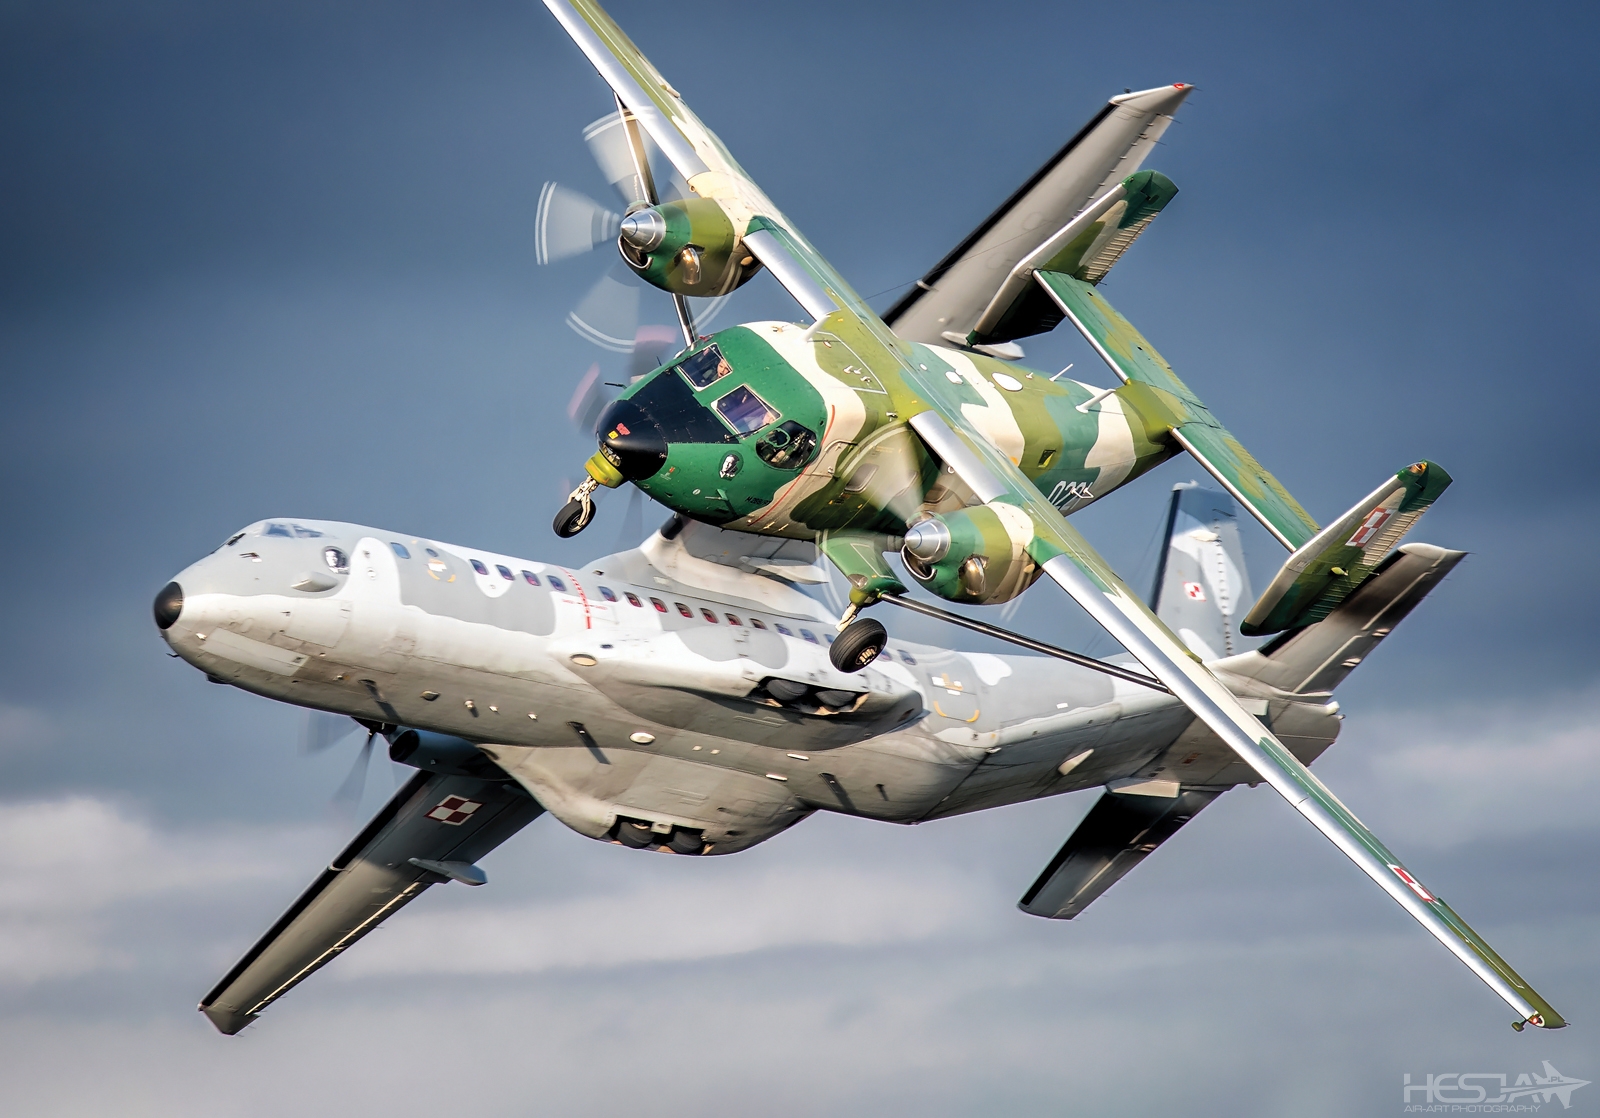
567 265 642 352
534 182 619 265
332 729 378 811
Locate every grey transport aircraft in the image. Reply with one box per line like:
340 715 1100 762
155 485 1464 1035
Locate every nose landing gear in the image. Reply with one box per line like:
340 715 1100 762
553 477 600 538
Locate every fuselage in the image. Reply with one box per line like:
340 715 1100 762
590 321 1180 544
156 515 1339 854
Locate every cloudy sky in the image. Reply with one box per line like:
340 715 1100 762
3 0 1598 1113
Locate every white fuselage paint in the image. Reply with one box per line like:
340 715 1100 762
160 518 1337 854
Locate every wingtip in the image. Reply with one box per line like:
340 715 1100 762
200 1002 257 1036
1110 83 1196 108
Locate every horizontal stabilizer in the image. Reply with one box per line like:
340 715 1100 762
1240 463 1452 636
1221 542 1465 694
1035 270 1322 551
1019 788 1221 919
199 770 543 1035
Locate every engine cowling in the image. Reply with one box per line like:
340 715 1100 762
616 198 762 297
901 503 1043 605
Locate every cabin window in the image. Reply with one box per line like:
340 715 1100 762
676 602 693 618
899 650 917 665
625 592 642 607
650 597 668 612
470 559 489 576
323 547 349 574
749 618 767 629
522 570 540 585
390 542 411 559
700 608 718 623
677 344 732 389
800 629 819 644
725 613 741 625
713 385 779 435
548 576 568 592
496 564 514 581
775 623 793 636
600 587 618 602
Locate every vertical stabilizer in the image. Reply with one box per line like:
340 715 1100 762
1151 484 1253 660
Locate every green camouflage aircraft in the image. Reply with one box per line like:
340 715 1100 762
541 0 1561 1029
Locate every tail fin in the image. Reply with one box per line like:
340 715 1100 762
1151 484 1254 660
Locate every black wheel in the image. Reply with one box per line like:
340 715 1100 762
829 617 887 672
552 498 593 538
666 828 705 855
615 819 654 848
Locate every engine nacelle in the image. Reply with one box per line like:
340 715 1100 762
387 728 506 781
901 503 1043 605
616 198 762 297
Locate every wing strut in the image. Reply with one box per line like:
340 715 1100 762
877 594 1167 692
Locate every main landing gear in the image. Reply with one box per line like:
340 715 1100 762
553 477 599 538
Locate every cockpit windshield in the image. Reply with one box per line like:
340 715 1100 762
677 344 732 389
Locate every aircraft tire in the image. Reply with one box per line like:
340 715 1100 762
830 617 887 672
615 819 654 848
553 498 593 538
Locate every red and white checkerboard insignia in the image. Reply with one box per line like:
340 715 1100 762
1347 505 1394 547
1183 582 1207 601
425 795 483 826
1388 863 1435 903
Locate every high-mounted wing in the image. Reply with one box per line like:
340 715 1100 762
883 84 1192 346
542 0 1563 1028
199 771 543 1034
908 409 1562 1028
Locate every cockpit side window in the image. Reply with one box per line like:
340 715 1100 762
677 344 732 389
713 385 779 435
755 420 818 470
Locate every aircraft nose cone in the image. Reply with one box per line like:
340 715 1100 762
153 581 184 630
595 398 668 481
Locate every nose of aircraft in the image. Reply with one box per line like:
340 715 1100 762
595 397 668 481
153 581 184 629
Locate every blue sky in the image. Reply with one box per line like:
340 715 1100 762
2 1 1598 1114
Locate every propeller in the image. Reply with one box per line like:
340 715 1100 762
538 103 723 360
332 727 380 811
301 711 387 811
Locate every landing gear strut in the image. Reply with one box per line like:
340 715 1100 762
553 477 599 538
